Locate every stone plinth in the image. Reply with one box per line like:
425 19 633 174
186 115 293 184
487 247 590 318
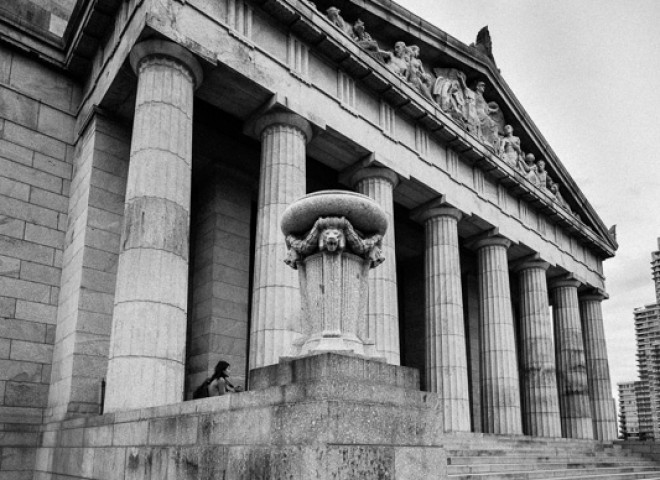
297 251 370 355
34 354 446 480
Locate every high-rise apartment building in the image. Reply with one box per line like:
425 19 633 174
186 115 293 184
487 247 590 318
619 238 660 440
619 381 641 440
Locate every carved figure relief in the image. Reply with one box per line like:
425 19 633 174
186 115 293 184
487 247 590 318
322 7 576 217
499 125 522 168
285 217 384 270
325 7 353 37
407 45 434 101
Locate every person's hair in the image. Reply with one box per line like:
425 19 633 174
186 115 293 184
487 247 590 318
213 360 230 380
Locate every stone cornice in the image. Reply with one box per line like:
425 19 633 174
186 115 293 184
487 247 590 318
250 0 615 258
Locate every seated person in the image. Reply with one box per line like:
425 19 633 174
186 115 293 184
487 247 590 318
208 360 243 396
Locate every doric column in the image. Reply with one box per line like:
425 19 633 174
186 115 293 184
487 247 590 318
580 291 618 441
515 259 562 437
550 277 594 439
249 112 313 369
475 235 522 434
351 167 400 364
416 205 470 431
104 40 202 411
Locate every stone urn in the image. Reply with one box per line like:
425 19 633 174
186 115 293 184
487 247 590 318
281 190 388 358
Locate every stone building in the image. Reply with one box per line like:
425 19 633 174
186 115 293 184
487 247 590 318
1 0 656 478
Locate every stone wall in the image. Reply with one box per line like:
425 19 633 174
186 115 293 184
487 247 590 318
33 354 446 480
47 113 130 421
0 42 79 478
187 168 254 395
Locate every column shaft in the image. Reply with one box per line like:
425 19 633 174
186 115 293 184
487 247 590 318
422 208 470 431
552 280 594 439
249 113 312 368
517 262 561 437
353 168 400 364
581 294 618 440
105 41 201 411
476 236 522 434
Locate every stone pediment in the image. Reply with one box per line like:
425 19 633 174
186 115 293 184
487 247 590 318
252 0 616 257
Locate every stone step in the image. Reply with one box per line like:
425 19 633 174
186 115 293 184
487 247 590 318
448 454 655 466
448 466 660 480
449 461 659 475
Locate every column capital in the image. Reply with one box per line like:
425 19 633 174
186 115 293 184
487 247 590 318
579 288 609 302
130 39 203 89
512 254 550 273
253 111 313 143
350 167 400 189
471 231 511 250
548 274 581 290
410 197 462 224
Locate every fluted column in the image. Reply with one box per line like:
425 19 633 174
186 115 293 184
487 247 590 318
515 260 562 437
351 167 400 364
580 292 618 441
551 277 594 439
249 112 313 368
475 235 522 434
105 40 203 411
417 205 470 431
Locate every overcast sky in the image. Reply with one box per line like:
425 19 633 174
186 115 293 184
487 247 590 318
394 0 660 398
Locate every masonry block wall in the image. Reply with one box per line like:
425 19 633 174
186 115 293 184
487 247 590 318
187 169 254 396
0 42 79 475
47 113 130 421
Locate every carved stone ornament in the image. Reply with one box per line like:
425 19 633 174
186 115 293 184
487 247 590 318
322 7 575 215
281 190 388 358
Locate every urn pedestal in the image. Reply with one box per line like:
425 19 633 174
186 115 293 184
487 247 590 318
281 190 388 359
298 251 370 356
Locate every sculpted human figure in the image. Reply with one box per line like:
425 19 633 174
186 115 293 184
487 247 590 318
546 177 572 212
433 68 468 125
325 7 353 36
499 124 522 168
462 84 481 137
536 159 548 189
474 81 503 149
407 45 434 101
517 153 541 186
351 19 380 54
382 41 409 79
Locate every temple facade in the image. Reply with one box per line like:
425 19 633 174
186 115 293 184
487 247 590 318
0 0 630 478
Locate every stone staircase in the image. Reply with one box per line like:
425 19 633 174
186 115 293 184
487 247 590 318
442 434 660 479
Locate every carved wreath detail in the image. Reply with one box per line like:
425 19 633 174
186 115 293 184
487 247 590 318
284 217 385 269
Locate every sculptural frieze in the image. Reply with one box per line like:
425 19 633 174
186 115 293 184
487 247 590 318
321 8 576 218
285 217 384 270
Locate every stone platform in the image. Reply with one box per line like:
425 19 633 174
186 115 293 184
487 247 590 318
28 354 660 479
